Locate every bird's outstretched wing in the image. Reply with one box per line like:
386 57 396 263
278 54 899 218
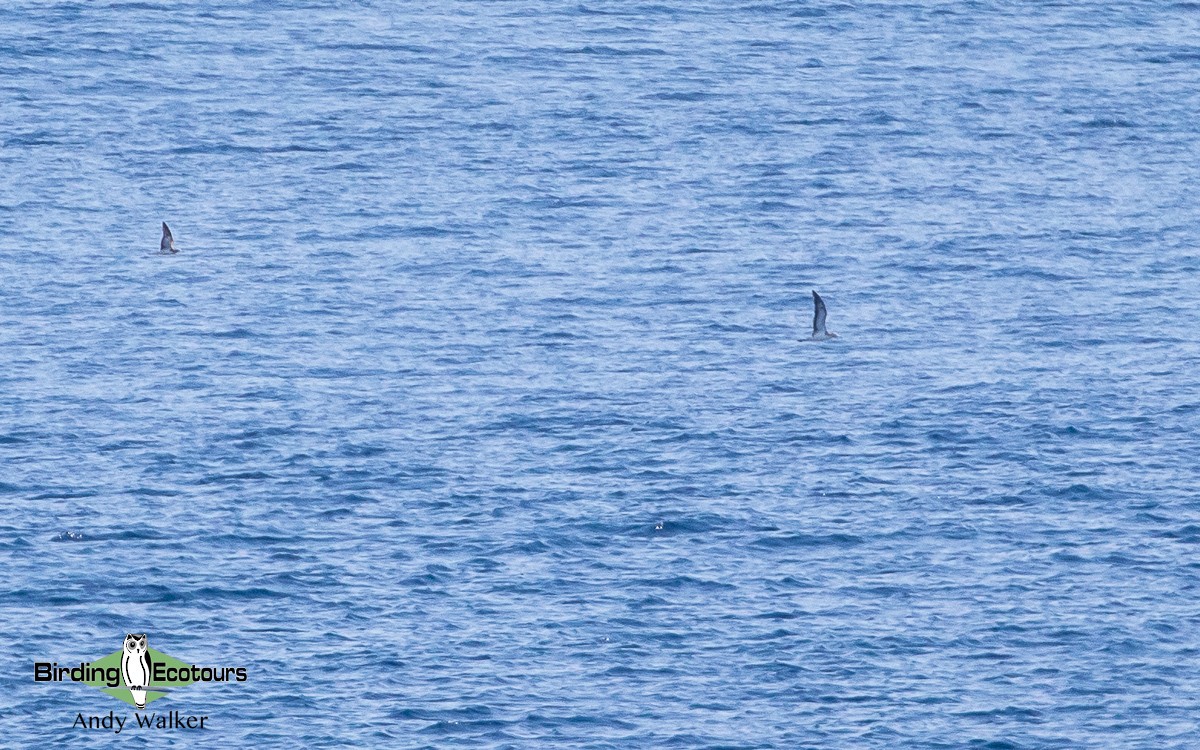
812 290 827 337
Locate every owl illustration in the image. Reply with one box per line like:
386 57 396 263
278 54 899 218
120 634 152 710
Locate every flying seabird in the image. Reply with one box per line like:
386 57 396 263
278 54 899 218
810 290 838 340
160 222 176 254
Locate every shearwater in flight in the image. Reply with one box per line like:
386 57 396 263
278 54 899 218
159 222 177 254
810 290 838 340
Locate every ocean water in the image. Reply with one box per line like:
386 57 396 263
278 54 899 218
2 1 1200 747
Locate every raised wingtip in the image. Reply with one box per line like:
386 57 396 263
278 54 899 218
160 222 175 252
811 290 829 337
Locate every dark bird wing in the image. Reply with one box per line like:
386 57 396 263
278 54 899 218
812 290 827 336
160 222 174 253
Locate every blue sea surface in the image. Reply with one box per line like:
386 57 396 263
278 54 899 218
2 1 1200 747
